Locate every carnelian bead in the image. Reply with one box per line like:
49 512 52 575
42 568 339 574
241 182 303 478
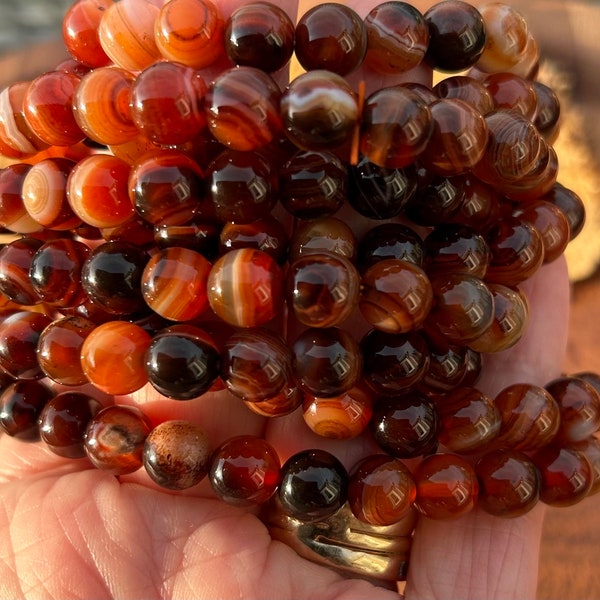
475 449 540 517
62 0 114 68
360 259 432 334
209 435 281 505
364 2 429 75
219 217 288 265
483 73 537 119
131 61 207 146
225 2 295 73
98 0 162 71
85 405 151 475
141 247 211 321
24 71 84 147
360 86 432 169
81 321 152 395
144 420 212 490
349 454 416 526
39 391 103 458
0 164 40 234
434 76 494 115
73 66 138 145
302 385 373 439
358 223 424 272
0 237 43 306
206 67 282 151
286 252 360 328
288 217 356 263
208 248 283 328
67 154 134 228
414 453 478 519
0 380 53 441
155 0 225 69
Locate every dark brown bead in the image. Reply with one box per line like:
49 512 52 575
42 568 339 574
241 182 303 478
288 217 356 263
448 176 503 234
572 436 600 496
404 175 464 227
358 223 424 272
541 183 585 241
533 81 560 142
219 216 288 264
483 73 537 119
417 335 469 395
0 380 53 440
155 220 221 260
434 76 494 115
0 237 43 305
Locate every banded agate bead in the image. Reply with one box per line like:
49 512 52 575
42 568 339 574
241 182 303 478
418 337 469 394
358 223 424 271
288 217 356 263
543 183 585 241
0 237 43 305
434 76 494 116
0 164 40 234
141 247 211 321
349 454 416 526
157 221 220 259
80 321 152 395
219 217 288 265
143 420 212 490
0 380 53 440
85 405 152 475
448 176 502 233
404 176 465 227
533 81 561 142
574 437 600 496
483 73 537 119
208 248 283 328
244 387 302 418
209 435 281 505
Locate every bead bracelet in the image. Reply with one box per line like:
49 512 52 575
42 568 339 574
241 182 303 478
0 0 596 583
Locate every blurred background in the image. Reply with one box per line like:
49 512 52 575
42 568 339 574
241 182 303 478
0 1 599 598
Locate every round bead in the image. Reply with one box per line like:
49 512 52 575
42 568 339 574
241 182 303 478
145 325 221 400
348 454 416 526
414 453 479 519
143 420 212 490
209 435 281 505
244 387 303 418
532 81 560 142
85 405 152 475
0 237 43 306
278 449 348 522
542 183 585 241
0 164 40 234
358 223 424 271
39 391 103 458
141 247 210 321
207 248 283 328
574 436 600 496
448 176 502 233
418 336 469 395
404 175 465 227
483 73 537 119
434 76 494 115
0 380 53 440
80 321 152 395
288 217 356 263
156 220 220 259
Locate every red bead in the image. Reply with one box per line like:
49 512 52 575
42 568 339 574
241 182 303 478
0 237 43 306
0 164 40 234
434 76 494 115
573 436 600 496
483 72 537 119
0 380 53 440
209 435 281 505
244 387 302 418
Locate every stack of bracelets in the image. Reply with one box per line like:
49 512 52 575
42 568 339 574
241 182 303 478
0 0 599 582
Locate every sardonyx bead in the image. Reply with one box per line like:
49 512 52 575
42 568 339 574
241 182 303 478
0 237 43 306
141 247 211 321
80 321 152 395
0 380 53 440
207 248 283 328
0 164 40 234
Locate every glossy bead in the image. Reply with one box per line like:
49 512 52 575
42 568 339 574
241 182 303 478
426 274 494 345
141 247 210 321
286 252 360 328
0 380 53 440
155 0 225 66
145 325 220 400
131 61 207 146
360 259 432 334
207 67 282 151
448 176 502 233
278 449 348 522
433 76 494 115
0 164 40 234
475 449 540 517
224 2 295 72
85 405 151 475
82 241 148 315
23 71 84 146
436 387 501 453
370 392 438 458
62 0 114 68
364 1 428 75
219 216 288 264
533 445 593 507
208 248 283 328
348 157 418 220
156 220 220 259
418 337 469 394
573 436 600 496
98 0 162 71
292 327 361 397
288 217 356 263
404 175 465 227
129 151 204 226
360 86 432 169
494 383 560 452
279 150 347 219
209 435 281 505
244 386 302 417
80 321 152 394
29 239 89 308
533 81 560 142
361 329 430 395
295 3 366 75
483 73 537 120
358 223 424 272
414 453 478 519
547 376 600 445
0 237 43 305
302 386 373 439
542 183 585 241
67 154 134 228
37 316 96 386
0 311 51 380
143 420 212 490
281 70 358 151
73 66 138 145
424 1 486 72
38 391 103 458
207 149 277 223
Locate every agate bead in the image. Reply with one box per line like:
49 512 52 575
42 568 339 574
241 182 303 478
418 337 469 395
358 223 424 271
288 217 357 263
244 387 303 418
542 183 585 241
0 237 43 306
483 73 537 119
209 435 281 505
434 76 494 116
85 405 152 475
143 420 212 490
278 449 348 521
0 380 53 440
404 175 464 227
533 81 561 142
348 454 417 526
0 164 40 234
156 221 220 259
574 437 600 496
